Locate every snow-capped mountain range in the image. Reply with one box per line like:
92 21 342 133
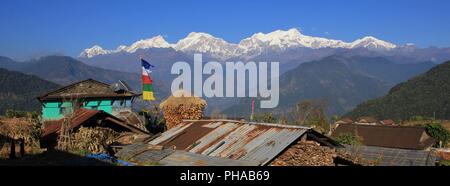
79 28 397 59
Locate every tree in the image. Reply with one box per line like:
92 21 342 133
290 99 329 133
425 123 450 147
331 115 340 123
253 113 277 123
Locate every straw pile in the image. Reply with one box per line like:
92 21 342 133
0 117 41 147
160 90 206 129
0 117 41 158
68 127 119 153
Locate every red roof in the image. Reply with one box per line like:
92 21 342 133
42 108 149 138
380 119 395 125
42 108 101 137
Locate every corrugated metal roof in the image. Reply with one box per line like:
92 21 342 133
339 145 437 166
115 143 259 166
147 119 309 165
160 150 259 166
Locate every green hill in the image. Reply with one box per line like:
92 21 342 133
0 68 61 114
345 61 450 120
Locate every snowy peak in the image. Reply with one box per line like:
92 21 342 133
350 36 397 50
79 36 172 58
236 28 351 57
239 29 397 51
126 35 172 53
175 32 237 58
79 45 110 58
249 28 303 42
115 45 128 52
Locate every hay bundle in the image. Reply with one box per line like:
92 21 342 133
0 117 41 147
69 127 119 153
160 90 206 129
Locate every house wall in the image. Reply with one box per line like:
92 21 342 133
42 98 133 120
42 102 73 120
84 100 113 113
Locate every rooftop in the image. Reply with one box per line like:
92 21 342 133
38 79 138 101
146 119 311 165
332 124 435 150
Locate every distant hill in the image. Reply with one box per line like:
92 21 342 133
222 56 435 118
345 61 450 120
0 55 171 111
0 68 61 114
0 55 142 91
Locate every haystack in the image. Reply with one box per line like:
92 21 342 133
0 117 41 158
160 90 207 129
0 117 41 146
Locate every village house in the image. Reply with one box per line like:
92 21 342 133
37 79 139 121
355 116 378 125
379 119 395 125
332 124 437 165
37 79 150 149
334 117 353 125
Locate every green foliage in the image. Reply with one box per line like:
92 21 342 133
5 109 29 118
290 99 330 133
306 116 330 133
425 123 450 147
410 115 434 121
5 109 40 119
253 113 277 123
439 160 450 166
331 115 340 123
334 133 362 146
346 61 450 120
141 106 167 133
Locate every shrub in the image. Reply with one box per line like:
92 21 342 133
253 113 277 123
5 109 29 118
334 133 362 146
425 123 450 147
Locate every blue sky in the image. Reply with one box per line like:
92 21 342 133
1 0 449 60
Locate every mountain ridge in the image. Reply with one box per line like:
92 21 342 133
0 55 142 90
79 28 398 59
222 56 435 118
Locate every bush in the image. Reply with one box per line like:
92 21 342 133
439 160 450 166
5 109 29 118
334 133 362 146
425 123 450 147
253 113 277 123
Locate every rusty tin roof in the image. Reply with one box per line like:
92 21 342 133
148 119 310 165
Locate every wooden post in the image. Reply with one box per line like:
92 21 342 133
9 138 16 159
19 138 25 158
